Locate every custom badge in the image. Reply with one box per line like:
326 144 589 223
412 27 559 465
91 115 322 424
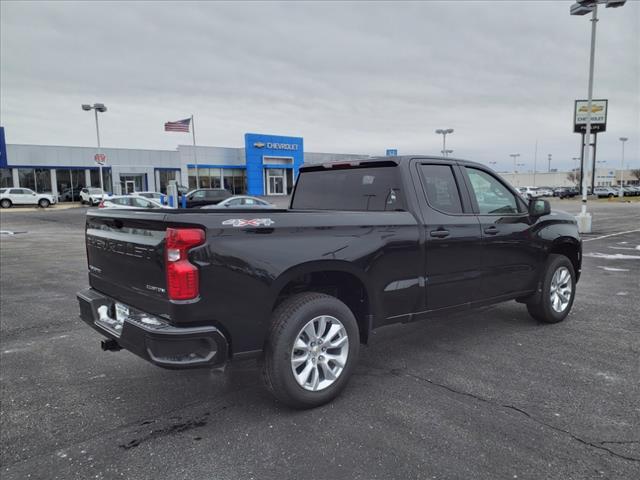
222 218 275 227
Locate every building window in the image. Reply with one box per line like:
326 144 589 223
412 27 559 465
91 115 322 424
18 168 36 190
0 168 12 188
158 169 180 194
35 168 52 193
55 169 87 202
188 167 223 190
223 168 246 194
89 168 111 192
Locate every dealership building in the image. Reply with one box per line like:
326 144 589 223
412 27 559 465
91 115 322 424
1 127 636 199
0 129 363 200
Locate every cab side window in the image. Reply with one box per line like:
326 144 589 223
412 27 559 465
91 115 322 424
418 164 463 214
465 168 520 215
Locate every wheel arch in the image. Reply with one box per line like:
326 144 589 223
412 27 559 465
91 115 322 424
548 236 582 282
270 260 379 344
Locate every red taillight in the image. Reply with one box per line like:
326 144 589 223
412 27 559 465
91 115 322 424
165 228 205 300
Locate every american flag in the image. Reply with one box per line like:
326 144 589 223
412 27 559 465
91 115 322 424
164 118 191 132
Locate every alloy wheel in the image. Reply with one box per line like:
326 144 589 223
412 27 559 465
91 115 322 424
290 315 349 392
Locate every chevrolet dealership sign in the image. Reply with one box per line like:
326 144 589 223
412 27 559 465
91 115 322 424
253 141 299 151
574 99 607 133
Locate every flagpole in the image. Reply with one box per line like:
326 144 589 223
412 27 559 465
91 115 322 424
191 114 199 189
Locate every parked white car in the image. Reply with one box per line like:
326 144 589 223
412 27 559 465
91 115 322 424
517 187 542 199
99 195 167 209
0 188 57 208
80 188 105 206
535 187 554 197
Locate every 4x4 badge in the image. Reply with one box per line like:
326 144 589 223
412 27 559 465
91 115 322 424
222 218 275 227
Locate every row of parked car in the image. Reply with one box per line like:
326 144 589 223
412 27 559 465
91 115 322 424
98 188 275 210
516 185 640 200
517 186 576 199
0 186 276 210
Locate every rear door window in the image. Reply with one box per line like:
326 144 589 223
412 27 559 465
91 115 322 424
292 166 405 211
418 164 463 214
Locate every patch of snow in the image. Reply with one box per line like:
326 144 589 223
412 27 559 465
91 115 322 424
585 252 640 260
608 246 636 251
616 292 628 296
597 266 630 272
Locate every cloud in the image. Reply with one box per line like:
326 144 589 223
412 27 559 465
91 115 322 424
1 0 638 172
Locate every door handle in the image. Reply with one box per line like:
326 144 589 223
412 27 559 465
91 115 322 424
484 226 499 235
430 229 450 238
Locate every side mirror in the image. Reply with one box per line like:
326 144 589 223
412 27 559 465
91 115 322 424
529 198 550 217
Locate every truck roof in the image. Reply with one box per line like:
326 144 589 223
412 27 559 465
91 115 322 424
299 155 485 172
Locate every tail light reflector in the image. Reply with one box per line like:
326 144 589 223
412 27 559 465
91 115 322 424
165 228 205 300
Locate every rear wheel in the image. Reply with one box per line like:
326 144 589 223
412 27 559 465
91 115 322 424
527 254 575 324
0 199 11 208
38 198 50 208
263 292 359 409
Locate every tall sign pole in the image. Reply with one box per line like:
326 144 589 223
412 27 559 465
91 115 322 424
576 5 598 233
191 115 199 189
94 109 104 198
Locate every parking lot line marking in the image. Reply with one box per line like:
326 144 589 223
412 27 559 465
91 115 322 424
583 229 640 243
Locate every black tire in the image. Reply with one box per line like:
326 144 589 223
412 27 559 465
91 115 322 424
0 199 11 208
608 193 614 198
527 254 575 324
38 199 50 208
263 292 360 409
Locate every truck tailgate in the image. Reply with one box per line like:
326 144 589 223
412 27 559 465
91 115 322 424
86 211 171 316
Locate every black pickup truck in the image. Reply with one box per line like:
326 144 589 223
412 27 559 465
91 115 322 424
77 156 581 408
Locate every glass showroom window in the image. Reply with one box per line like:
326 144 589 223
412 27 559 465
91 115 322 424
188 168 222 189
89 168 111 192
0 168 13 188
223 168 246 194
158 169 179 193
18 168 36 190
35 168 52 193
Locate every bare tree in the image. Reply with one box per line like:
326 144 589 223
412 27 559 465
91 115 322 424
566 170 580 186
631 169 640 182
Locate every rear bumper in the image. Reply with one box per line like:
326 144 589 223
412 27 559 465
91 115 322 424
77 288 228 369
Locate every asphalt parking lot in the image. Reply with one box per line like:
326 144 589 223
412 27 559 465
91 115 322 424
1 200 639 480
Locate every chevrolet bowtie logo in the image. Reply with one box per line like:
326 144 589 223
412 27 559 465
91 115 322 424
253 142 266 148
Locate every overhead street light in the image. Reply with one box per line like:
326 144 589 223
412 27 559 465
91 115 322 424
81 103 108 200
619 137 628 197
441 149 453 156
570 0 627 233
435 128 454 157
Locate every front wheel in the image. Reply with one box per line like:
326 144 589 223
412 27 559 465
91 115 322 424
0 199 11 208
527 254 575 324
38 199 50 208
263 292 359 409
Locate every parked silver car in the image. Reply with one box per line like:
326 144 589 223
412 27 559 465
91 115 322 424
201 195 274 209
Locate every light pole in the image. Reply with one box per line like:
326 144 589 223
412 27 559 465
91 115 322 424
82 103 107 199
441 149 453 156
570 0 628 232
619 137 628 197
510 153 521 186
547 154 552 172
435 129 454 157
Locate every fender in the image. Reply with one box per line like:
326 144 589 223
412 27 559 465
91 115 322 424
270 259 381 335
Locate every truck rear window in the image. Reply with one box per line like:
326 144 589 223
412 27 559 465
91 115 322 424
292 166 405 211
